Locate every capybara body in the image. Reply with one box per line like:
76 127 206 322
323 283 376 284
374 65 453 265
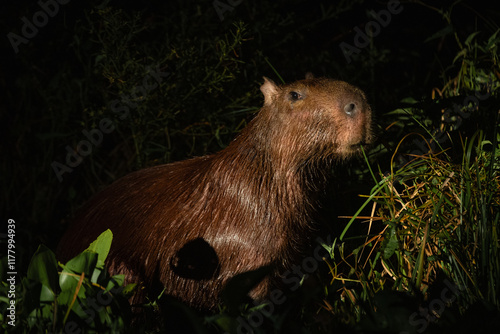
57 76 372 309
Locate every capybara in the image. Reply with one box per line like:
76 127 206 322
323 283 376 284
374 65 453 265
57 76 373 309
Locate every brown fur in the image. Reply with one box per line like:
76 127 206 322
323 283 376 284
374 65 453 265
57 76 372 309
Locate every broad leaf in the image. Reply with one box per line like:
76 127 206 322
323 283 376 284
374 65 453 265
86 229 113 269
27 244 60 297
59 251 98 294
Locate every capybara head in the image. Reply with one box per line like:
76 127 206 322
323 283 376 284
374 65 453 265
255 76 372 171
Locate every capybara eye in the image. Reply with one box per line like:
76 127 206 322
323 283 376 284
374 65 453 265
290 91 302 101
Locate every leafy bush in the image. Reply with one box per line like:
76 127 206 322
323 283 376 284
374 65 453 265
0 231 134 333
328 127 499 319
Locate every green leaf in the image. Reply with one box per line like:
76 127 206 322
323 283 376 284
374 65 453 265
86 229 113 269
207 314 236 333
464 31 481 47
106 274 125 291
424 25 453 43
27 245 60 296
63 251 98 276
486 29 500 49
400 97 419 104
120 282 137 298
56 289 75 306
382 225 399 259
39 284 56 302
453 48 467 64
59 251 98 293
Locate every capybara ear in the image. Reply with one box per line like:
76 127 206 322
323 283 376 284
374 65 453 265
260 77 279 105
305 72 314 80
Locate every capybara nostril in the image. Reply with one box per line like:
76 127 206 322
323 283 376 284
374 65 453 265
344 102 357 116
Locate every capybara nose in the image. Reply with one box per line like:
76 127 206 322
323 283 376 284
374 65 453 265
344 102 358 116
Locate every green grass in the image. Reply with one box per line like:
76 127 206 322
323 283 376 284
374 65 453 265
319 127 500 331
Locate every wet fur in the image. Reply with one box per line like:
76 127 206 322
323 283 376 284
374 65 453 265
57 77 372 309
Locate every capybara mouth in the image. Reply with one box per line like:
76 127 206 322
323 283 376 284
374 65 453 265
348 140 371 153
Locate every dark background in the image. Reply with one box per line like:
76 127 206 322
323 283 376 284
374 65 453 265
1 0 499 274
